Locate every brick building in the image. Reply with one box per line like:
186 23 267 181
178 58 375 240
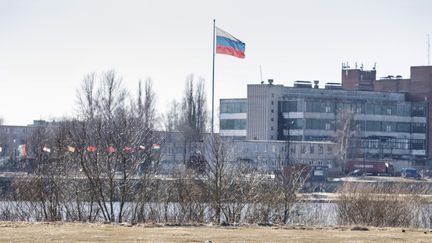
342 65 432 159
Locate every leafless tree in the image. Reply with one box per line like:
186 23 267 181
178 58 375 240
163 100 181 132
221 162 265 224
335 109 356 173
163 75 208 170
67 71 160 222
273 164 310 224
337 182 431 227
201 135 234 224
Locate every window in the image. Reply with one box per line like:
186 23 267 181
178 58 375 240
412 123 426 133
411 139 426 150
290 146 296 154
306 101 334 113
284 119 304 129
327 146 333 154
355 120 366 131
366 121 381 132
396 122 411 133
382 105 396 115
310 145 314 154
386 125 392 132
382 122 396 133
318 145 324 154
412 104 426 117
220 119 246 130
397 103 411 116
305 119 334 130
220 101 247 113
356 104 364 114
301 145 306 154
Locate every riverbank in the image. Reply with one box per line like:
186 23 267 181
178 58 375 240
0 222 431 242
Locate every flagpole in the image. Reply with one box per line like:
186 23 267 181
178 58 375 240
211 19 216 136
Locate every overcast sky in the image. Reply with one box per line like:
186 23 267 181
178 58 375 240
1 0 432 126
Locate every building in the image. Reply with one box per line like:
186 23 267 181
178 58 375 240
0 120 53 161
219 98 247 139
231 139 336 171
220 65 431 166
342 65 432 159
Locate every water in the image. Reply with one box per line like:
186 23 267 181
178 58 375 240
0 201 431 228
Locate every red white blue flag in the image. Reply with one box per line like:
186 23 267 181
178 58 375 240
216 27 245 59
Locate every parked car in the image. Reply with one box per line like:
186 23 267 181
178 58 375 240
348 169 364 177
400 168 421 179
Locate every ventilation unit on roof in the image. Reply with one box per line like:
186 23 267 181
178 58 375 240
294 80 312 88
325 82 342 90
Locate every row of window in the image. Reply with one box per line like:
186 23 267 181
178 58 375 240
350 138 425 150
220 119 246 130
239 143 334 155
291 144 333 155
279 100 426 117
356 121 425 133
281 118 426 133
220 102 247 113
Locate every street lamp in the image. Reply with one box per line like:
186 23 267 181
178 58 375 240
286 120 295 166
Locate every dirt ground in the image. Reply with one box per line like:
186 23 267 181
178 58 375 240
0 222 431 243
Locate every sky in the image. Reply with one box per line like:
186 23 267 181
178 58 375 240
1 0 432 126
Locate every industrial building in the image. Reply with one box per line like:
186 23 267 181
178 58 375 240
220 65 432 167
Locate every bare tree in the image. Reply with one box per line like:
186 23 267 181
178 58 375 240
201 135 234 224
337 182 431 227
179 75 207 141
163 100 181 132
68 71 161 222
335 109 356 173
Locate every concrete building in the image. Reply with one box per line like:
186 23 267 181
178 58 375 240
342 65 432 159
0 120 53 165
220 65 431 166
232 139 336 171
219 98 247 139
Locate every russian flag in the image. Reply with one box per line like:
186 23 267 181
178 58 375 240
216 27 245 59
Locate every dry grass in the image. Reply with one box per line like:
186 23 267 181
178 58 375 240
0 222 431 242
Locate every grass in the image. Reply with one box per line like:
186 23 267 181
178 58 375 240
0 222 431 242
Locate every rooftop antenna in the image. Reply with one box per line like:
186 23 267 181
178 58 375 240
428 33 430 65
260 64 263 83
373 62 376 70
